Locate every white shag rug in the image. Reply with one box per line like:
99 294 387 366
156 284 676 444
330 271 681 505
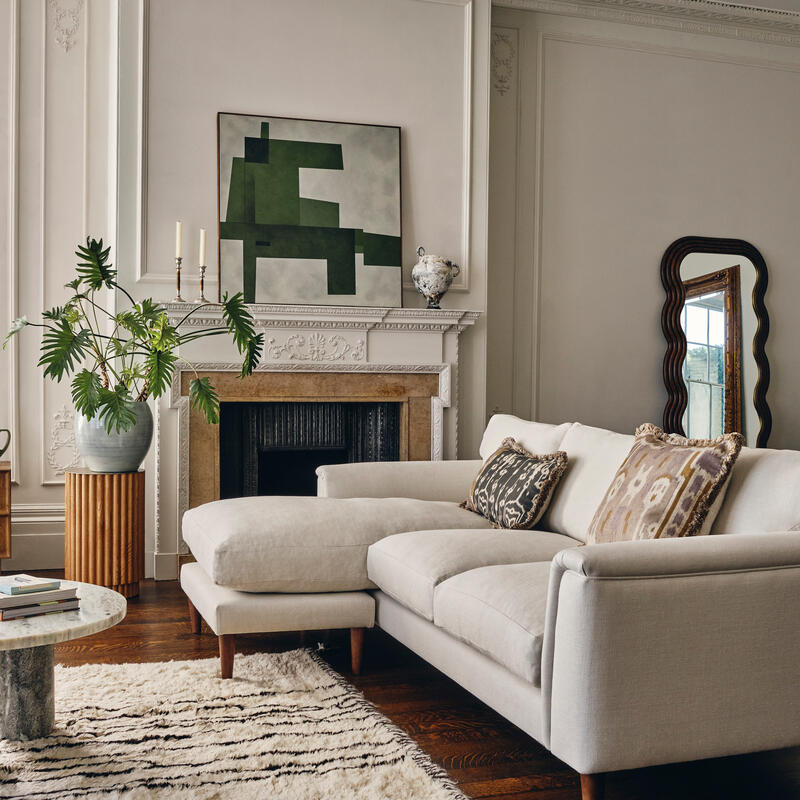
0 650 469 800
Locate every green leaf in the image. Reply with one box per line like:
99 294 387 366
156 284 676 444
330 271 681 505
115 310 148 341
221 291 257 354
189 377 220 425
240 332 264 378
2 316 28 350
144 348 177 399
97 385 137 434
71 369 103 419
37 319 91 381
42 306 67 321
121 367 144 388
137 298 163 323
148 314 179 352
75 237 116 290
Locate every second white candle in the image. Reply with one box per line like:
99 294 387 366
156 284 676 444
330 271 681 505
199 228 207 266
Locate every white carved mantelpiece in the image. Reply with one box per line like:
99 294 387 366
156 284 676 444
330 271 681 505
163 303 480 333
152 304 481 577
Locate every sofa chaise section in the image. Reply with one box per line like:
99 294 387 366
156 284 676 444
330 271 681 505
180 484 494 679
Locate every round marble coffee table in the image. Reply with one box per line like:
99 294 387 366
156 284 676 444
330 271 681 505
0 582 126 739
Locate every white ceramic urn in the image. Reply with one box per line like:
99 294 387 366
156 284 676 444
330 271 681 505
411 246 460 309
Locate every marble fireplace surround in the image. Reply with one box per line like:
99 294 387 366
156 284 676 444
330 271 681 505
161 303 481 563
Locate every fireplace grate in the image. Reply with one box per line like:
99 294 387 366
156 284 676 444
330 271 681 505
219 401 400 498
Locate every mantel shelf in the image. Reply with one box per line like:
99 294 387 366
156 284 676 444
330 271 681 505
164 303 482 333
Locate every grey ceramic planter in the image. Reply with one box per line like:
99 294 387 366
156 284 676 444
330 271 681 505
74 401 153 473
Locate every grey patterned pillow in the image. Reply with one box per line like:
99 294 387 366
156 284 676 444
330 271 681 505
462 437 568 529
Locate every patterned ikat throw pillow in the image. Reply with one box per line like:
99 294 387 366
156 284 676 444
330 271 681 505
587 423 744 543
462 437 568 529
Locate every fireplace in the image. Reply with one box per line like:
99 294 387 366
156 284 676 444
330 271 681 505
219 401 401 497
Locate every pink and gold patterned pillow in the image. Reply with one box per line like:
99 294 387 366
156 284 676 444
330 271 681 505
586 423 743 544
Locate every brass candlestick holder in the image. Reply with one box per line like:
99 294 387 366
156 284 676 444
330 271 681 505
195 265 208 303
173 256 184 302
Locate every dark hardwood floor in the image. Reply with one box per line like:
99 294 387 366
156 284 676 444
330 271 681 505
28 575 800 799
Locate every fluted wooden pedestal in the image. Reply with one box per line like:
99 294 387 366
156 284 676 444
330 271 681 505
64 470 145 598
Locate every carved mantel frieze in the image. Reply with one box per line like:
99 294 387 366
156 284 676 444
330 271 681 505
164 303 480 333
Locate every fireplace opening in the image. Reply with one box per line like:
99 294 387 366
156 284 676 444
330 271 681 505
258 448 348 496
219 401 401 499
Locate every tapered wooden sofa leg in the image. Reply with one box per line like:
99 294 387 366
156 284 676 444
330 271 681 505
219 634 235 679
187 598 201 634
350 627 365 675
579 773 605 800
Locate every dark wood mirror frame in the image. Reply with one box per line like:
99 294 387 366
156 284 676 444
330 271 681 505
661 236 771 447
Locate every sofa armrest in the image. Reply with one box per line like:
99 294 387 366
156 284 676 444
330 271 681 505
316 459 482 502
555 531 800 578
541 533 800 775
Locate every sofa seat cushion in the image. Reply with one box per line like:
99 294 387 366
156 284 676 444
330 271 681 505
366 528 578 620
182 497 492 593
433 562 552 686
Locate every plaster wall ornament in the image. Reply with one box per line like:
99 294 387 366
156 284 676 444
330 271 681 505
491 30 517 96
47 405 81 474
267 333 366 362
47 0 84 53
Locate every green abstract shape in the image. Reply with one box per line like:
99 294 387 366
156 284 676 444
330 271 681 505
363 233 401 267
221 121 399 302
299 198 339 228
251 162 299 225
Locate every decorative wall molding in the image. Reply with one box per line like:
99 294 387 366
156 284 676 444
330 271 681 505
267 333 366 362
522 25 800 418
46 404 81 475
47 0 84 53
492 29 518 94
495 0 800 47
6 0 20 482
10 502 65 525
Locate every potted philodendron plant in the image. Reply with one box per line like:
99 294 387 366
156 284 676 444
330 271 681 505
3 238 263 472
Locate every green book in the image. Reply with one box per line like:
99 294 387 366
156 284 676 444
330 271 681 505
0 574 61 595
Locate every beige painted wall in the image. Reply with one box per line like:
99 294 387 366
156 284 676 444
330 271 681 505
490 6 800 449
117 0 490 462
115 0 491 577
0 0 119 571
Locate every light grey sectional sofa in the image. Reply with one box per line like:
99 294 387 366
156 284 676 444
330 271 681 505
181 414 800 800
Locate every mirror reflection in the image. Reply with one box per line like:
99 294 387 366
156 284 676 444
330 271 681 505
678 253 758 445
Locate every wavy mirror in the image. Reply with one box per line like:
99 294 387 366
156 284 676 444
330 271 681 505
661 236 771 448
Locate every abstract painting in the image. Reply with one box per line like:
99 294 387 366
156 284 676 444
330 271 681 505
217 113 402 306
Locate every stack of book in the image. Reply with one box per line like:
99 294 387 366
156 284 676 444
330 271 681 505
0 574 79 620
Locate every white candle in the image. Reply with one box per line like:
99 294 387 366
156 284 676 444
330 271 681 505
199 228 207 266
175 220 183 259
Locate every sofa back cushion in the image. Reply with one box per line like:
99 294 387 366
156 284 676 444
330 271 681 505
541 423 634 542
479 414 572 460
712 446 800 533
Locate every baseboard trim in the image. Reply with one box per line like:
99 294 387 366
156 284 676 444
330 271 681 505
154 552 179 580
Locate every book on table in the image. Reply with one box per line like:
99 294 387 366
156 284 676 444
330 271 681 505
0 574 61 595
0 586 77 609
0 598 80 620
